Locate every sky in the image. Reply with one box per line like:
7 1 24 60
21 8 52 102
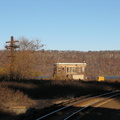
0 0 120 51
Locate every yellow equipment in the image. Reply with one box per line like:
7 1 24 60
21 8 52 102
97 76 105 81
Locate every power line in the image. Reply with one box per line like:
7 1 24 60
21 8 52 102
5 36 19 80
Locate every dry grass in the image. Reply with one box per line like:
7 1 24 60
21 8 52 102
0 79 120 120
0 81 35 118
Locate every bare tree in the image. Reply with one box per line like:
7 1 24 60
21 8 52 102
12 37 44 79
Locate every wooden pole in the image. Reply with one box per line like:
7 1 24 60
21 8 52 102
5 36 19 80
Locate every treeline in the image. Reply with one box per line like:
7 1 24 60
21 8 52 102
0 38 120 79
34 50 120 77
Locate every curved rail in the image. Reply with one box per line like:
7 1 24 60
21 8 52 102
36 90 120 120
64 91 120 120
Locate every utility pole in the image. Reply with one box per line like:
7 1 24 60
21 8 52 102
5 36 19 80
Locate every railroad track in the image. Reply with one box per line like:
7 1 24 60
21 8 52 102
36 90 120 120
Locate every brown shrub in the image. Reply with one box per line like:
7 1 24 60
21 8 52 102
0 82 35 115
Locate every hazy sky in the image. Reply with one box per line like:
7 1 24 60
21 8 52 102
0 0 120 51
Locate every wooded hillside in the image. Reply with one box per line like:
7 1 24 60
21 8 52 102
35 50 120 77
0 50 120 78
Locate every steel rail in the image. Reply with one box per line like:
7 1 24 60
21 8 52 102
36 90 120 120
64 91 120 120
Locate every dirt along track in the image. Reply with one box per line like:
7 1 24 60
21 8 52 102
35 91 120 120
80 95 120 120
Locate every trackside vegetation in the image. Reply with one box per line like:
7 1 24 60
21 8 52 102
0 79 120 120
